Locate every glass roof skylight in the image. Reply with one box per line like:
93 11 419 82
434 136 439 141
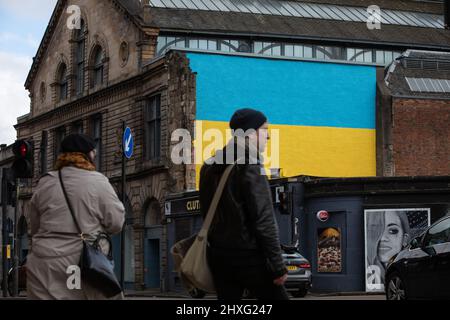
406 77 450 93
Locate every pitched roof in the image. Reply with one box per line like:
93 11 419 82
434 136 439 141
25 0 450 89
146 0 444 28
25 0 143 89
385 50 450 98
116 0 143 17
145 8 450 50
294 0 444 14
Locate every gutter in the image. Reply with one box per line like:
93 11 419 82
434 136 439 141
391 94 450 101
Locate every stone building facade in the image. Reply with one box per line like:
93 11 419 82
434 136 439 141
15 0 196 290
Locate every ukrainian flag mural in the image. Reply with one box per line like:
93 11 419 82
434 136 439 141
186 52 377 185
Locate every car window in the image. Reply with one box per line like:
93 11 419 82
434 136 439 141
423 217 450 247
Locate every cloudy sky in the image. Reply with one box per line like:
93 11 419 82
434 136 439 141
0 0 58 145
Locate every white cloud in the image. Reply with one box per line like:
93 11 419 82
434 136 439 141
0 0 58 21
0 32 40 50
0 0 57 145
0 51 33 145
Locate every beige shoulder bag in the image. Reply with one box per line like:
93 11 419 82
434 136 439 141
171 164 235 294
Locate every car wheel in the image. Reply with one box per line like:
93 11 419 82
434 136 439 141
188 288 206 299
386 272 407 300
291 288 308 298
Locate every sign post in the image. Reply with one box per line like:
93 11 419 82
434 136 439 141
121 123 133 290
12 179 20 297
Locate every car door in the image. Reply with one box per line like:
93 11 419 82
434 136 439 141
436 242 450 298
404 240 434 299
420 217 450 299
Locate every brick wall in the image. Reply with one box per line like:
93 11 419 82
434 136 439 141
392 98 450 176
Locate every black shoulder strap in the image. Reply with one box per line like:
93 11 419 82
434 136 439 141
58 169 83 237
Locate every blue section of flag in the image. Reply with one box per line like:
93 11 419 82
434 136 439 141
187 52 377 129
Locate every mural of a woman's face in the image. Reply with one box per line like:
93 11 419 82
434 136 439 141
377 213 405 264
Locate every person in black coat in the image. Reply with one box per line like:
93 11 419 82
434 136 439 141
200 108 288 300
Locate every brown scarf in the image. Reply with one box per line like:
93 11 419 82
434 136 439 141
55 152 96 171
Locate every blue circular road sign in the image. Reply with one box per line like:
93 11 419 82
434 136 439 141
123 127 134 159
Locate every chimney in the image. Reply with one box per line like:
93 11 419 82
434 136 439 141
445 0 450 29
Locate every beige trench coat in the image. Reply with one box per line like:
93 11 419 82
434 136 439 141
25 166 125 300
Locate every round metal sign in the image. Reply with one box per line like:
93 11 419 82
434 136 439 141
317 210 330 222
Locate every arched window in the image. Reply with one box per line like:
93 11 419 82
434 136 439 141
145 200 162 227
92 46 104 88
57 63 68 102
75 19 86 95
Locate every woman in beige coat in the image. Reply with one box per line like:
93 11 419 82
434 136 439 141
26 134 125 300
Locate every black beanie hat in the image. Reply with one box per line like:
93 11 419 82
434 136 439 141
61 134 96 155
229 108 267 132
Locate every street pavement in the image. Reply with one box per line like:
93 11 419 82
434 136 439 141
0 292 386 300
126 293 386 300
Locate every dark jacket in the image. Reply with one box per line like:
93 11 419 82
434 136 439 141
199 139 287 279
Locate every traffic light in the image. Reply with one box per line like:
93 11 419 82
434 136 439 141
12 140 33 179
